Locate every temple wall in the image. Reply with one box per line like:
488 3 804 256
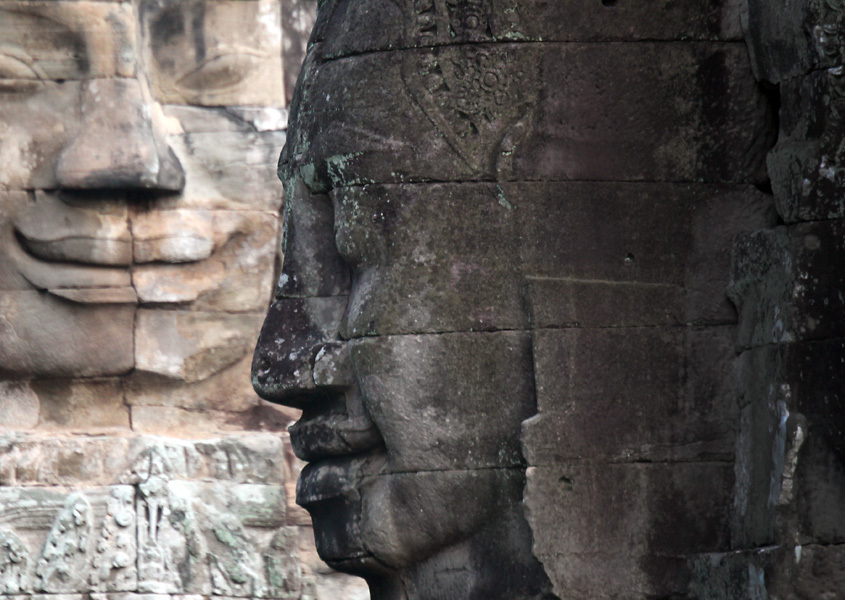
694 0 845 595
0 1 367 599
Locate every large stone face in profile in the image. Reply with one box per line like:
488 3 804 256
252 0 783 599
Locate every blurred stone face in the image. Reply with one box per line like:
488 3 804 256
0 0 285 425
253 0 777 598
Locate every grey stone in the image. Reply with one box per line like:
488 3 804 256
282 0 317 105
308 182 773 337
285 42 771 186
525 462 733 598
523 326 737 465
743 0 818 83
329 183 524 336
316 0 743 60
252 297 349 406
276 178 350 299
730 219 845 349
768 70 845 223
349 331 534 472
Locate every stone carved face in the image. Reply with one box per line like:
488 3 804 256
253 0 775 598
0 0 285 422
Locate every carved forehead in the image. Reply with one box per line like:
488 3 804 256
313 0 741 57
284 44 766 190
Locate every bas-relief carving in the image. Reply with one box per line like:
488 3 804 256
0 0 286 426
254 0 779 599
0 437 317 598
0 2 368 598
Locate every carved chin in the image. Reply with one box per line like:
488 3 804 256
302 464 524 577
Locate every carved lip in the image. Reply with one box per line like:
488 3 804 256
15 228 132 267
288 413 383 462
296 450 385 507
10 231 138 304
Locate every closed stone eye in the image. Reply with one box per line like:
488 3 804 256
0 46 47 80
174 50 265 93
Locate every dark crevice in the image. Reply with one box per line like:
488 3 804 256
312 39 748 66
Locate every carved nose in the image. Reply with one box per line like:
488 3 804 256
56 79 184 191
251 296 349 408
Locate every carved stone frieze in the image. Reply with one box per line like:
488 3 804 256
0 435 357 599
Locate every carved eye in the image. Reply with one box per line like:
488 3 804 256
175 51 263 93
0 48 45 80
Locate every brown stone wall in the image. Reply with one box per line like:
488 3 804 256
0 1 367 599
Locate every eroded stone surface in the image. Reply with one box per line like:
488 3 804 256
33 378 130 430
285 43 770 187
142 0 284 107
0 0 365 599
523 327 737 465
0 291 134 378
132 210 278 312
315 0 744 59
0 1 137 80
162 106 286 212
135 310 265 383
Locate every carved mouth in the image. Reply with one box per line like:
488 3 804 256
291 400 386 507
296 450 385 507
15 228 132 267
11 219 217 306
289 412 383 461
11 229 138 304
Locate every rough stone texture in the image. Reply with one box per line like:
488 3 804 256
126 356 260 414
0 0 366 599
0 434 368 598
315 0 744 59
694 0 845 598
33 378 130 430
253 1 786 598
526 462 733 599
285 42 771 186
523 327 737 465
134 310 266 387
282 0 318 106
0 381 40 430
132 211 278 312
142 0 284 107
161 106 286 212
0 2 137 80
0 291 135 378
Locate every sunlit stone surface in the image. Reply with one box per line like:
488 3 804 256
0 1 367 599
